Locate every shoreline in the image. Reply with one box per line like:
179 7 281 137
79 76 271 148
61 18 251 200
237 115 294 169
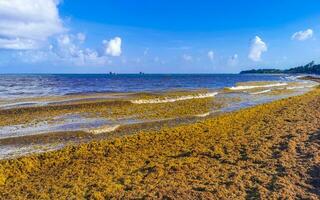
0 78 318 159
0 80 319 198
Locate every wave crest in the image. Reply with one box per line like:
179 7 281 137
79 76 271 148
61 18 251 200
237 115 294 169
250 89 272 95
130 92 218 104
228 83 287 90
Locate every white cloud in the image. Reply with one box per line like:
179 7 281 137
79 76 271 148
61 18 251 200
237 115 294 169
182 54 192 61
55 34 90 59
0 1 124 66
208 51 214 61
248 36 267 62
0 0 65 50
15 50 49 63
76 33 86 43
55 34 79 57
228 54 239 66
291 29 313 41
58 34 71 45
13 34 123 66
0 38 39 50
103 37 122 56
51 33 110 66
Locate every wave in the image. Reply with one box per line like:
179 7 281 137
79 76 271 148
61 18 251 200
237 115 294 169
130 92 218 104
228 83 287 90
284 75 305 81
286 85 316 90
194 112 211 117
86 125 120 134
0 102 43 110
250 89 272 95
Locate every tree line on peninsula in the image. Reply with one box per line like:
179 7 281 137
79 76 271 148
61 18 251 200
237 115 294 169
240 61 320 74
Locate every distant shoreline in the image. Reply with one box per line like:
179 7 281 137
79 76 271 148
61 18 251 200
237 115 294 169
240 61 320 75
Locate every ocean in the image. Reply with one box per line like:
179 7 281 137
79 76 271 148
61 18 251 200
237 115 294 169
0 74 295 99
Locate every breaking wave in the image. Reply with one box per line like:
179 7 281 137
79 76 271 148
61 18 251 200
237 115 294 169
286 85 316 90
250 89 272 95
130 92 218 104
228 83 287 90
87 125 120 134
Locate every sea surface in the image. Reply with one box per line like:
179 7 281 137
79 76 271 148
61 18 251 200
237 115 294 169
0 74 298 99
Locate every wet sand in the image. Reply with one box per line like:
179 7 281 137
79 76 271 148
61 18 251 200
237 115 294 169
0 89 227 159
0 80 316 159
0 78 319 199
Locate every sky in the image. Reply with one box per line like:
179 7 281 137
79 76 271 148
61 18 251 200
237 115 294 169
1 0 320 73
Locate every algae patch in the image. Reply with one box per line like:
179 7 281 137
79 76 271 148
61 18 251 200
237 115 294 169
0 88 319 199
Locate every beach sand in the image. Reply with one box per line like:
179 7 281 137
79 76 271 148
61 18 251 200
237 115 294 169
0 82 319 199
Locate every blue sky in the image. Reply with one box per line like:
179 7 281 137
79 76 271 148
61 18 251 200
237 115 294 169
1 0 320 73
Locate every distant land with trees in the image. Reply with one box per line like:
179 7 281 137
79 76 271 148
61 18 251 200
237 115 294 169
240 61 320 74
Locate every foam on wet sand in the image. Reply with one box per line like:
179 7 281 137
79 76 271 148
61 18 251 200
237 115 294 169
86 125 121 134
130 92 218 104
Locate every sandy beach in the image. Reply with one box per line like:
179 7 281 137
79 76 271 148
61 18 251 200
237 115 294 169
2 1 320 199
0 78 319 199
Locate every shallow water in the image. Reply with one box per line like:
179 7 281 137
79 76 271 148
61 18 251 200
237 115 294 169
0 113 154 140
0 143 65 160
217 90 306 113
0 115 110 139
0 74 318 159
0 80 315 140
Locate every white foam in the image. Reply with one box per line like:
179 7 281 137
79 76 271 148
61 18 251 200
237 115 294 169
285 75 304 80
250 89 272 95
194 112 211 117
228 83 288 91
130 92 218 104
87 125 120 134
286 85 315 90
0 115 110 139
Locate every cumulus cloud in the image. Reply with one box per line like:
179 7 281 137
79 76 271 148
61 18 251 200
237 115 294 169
76 33 86 43
50 33 111 66
15 51 46 63
182 54 192 61
248 36 267 62
54 34 80 57
11 33 123 66
291 29 313 41
0 38 39 50
208 51 214 61
103 37 122 56
0 0 124 67
0 0 65 50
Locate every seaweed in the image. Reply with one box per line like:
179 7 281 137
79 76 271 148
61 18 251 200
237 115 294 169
0 88 319 199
